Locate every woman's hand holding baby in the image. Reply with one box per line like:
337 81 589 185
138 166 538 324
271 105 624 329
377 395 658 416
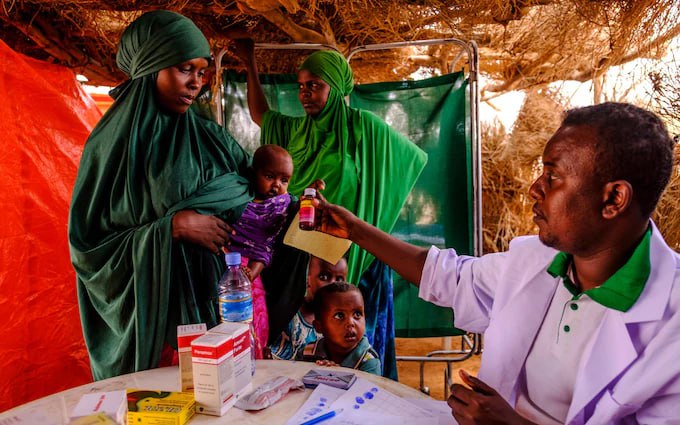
172 210 234 254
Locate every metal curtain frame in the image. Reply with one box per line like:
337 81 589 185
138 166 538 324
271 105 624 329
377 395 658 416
215 40 483 396
215 38 482 258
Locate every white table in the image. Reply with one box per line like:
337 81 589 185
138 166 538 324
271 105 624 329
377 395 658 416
1 360 432 424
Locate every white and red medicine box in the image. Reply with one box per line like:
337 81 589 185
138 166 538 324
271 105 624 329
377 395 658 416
191 332 235 416
177 323 207 392
208 322 253 402
69 390 126 424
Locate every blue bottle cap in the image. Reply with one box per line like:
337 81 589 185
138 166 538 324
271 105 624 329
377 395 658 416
225 252 241 266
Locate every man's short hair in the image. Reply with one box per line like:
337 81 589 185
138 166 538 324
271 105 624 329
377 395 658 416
562 102 675 216
312 281 362 318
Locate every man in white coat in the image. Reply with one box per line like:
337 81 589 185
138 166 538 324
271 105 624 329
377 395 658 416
312 102 679 424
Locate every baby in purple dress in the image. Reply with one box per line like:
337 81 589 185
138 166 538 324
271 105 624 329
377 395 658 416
229 144 294 281
226 145 294 358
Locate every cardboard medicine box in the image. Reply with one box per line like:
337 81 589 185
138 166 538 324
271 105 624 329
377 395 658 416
191 332 236 416
126 390 194 425
69 390 126 424
177 323 207 391
208 322 253 402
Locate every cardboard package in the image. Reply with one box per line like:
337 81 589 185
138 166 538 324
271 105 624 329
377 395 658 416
177 323 207 391
208 322 253 402
191 332 236 416
69 391 126 425
126 390 194 425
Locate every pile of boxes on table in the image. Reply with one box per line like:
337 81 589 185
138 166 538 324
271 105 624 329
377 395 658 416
69 322 253 425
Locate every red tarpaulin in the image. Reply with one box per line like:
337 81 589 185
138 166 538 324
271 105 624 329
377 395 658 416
0 39 102 411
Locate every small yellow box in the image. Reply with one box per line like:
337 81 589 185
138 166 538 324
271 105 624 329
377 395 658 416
126 389 195 425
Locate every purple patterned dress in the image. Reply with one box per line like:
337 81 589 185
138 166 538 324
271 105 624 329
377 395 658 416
228 193 292 357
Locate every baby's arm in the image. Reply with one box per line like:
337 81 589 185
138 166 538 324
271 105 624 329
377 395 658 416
245 260 265 281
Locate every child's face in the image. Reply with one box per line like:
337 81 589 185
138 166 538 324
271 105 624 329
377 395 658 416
305 257 348 303
253 151 293 200
314 290 366 358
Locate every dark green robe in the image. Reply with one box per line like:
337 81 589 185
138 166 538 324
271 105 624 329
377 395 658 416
68 11 252 380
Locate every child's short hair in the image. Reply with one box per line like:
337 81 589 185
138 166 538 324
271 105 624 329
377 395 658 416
252 144 291 170
312 281 362 317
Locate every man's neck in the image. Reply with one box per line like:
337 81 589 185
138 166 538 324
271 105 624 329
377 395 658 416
571 221 649 291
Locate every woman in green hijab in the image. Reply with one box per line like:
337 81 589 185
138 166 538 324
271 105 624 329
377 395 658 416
234 40 427 379
69 11 254 380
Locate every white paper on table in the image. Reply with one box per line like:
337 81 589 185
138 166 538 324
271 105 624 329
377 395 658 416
284 383 346 425
325 410 439 425
404 398 459 425
328 378 435 418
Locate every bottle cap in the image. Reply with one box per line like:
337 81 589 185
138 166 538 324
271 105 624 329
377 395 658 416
225 252 241 266
303 188 316 197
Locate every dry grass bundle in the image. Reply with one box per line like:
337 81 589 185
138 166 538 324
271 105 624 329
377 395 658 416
1 0 677 253
483 85 680 254
481 118 530 253
2 0 678 90
654 150 680 251
482 87 565 253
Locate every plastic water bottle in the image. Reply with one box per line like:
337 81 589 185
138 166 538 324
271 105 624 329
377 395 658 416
218 252 256 375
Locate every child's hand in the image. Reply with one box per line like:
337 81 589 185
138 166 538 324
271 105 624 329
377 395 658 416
315 359 339 367
245 261 265 281
243 266 254 281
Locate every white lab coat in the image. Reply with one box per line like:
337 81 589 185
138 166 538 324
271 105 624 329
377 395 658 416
419 221 680 424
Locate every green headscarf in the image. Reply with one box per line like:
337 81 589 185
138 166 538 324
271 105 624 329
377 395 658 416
69 10 252 380
261 50 427 285
116 10 211 79
299 50 354 96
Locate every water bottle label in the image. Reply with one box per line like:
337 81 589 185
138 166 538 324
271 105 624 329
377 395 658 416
219 294 253 322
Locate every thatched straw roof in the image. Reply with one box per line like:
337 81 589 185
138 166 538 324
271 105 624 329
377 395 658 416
1 0 679 92
2 1 679 254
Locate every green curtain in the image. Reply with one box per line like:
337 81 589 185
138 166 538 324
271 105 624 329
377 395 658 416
351 74 473 337
222 70 473 338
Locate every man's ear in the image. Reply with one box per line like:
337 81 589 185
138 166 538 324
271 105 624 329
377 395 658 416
602 180 633 219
